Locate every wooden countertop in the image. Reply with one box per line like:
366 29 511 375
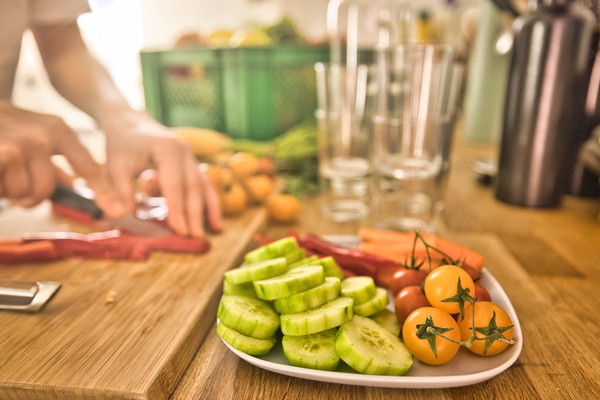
1 137 599 399
172 138 600 399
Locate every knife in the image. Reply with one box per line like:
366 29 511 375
50 182 172 237
0 280 61 312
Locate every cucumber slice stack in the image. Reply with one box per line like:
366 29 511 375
216 236 414 375
217 295 279 356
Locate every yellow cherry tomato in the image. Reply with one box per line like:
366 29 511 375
423 264 476 316
402 306 461 365
457 301 515 356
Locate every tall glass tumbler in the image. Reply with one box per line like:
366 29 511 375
315 62 376 221
371 44 456 233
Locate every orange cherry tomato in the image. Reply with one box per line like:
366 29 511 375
244 174 275 203
228 152 260 179
457 301 514 356
402 307 461 365
266 193 301 223
221 182 248 215
423 264 476 316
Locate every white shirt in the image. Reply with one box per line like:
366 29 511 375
0 0 90 101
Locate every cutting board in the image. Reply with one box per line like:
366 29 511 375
0 202 267 399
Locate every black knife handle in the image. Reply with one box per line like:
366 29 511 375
50 182 104 219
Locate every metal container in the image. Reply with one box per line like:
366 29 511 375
495 0 596 207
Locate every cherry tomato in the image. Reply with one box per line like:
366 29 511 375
390 268 428 297
457 301 514 356
221 182 249 215
266 193 302 223
394 285 430 324
402 307 461 365
423 264 476 316
244 174 275 203
461 264 481 281
228 152 260 179
474 281 492 302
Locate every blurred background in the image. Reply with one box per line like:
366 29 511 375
11 0 600 202
11 0 477 132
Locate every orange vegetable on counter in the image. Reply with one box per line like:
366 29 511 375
357 227 485 276
266 193 302 224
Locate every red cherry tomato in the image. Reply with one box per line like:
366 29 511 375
394 285 430 324
461 264 481 281
390 268 428 297
474 281 492 302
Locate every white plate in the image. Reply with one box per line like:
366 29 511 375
219 235 523 389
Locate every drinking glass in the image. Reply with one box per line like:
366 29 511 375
371 43 456 232
315 62 376 221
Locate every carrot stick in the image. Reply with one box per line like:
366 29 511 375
358 242 432 262
358 227 437 246
434 237 485 273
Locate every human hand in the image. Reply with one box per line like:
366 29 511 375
0 102 125 212
102 111 223 237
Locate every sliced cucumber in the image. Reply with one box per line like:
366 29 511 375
273 277 341 314
245 237 299 263
283 248 306 264
282 328 340 371
253 265 325 301
280 296 354 336
341 276 377 305
224 257 287 285
217 322 276 356
223 280 256 298
288 255 319 270
315 256 345 280
335 315 413 376
217 295 279 339
369 308 401 337
353 287 389 317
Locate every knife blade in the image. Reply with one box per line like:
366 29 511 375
0 280 61 312
50 182 172 237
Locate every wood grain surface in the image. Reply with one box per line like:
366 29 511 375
0 203 267 399
1 135 600 399
172 138 600 400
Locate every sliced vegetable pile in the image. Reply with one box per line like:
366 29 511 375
217 229 517 374
217 236 413 375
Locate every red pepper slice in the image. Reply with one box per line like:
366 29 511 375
293 233 401 285
16 230 210 261
0 240 59 263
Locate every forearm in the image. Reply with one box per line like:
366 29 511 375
31 22 145 133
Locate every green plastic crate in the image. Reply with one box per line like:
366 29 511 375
140 45 329 141
140 48 224 131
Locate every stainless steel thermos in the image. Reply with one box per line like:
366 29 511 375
495 0 596 207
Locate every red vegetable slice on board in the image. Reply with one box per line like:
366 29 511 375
0 231 210 263
0 240 59 263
